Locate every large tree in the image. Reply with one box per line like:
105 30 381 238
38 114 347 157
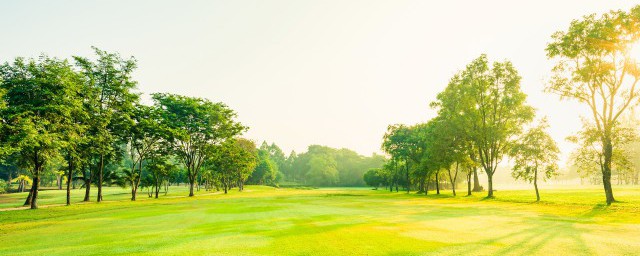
153 93 244 197
443 55 534 197
546 6 640 205
0 56 83 209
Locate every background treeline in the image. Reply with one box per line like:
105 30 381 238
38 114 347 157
0 47 387 209
251 142 386 187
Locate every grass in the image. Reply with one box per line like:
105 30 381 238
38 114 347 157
0 185 639 255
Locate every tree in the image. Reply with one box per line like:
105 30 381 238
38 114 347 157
248 149 278 186
567 119 635 187
382 124 413 193
363 168 385 189
233 138 258 191
153 93 244 197
546 6 640 204
440 55 533 198
0 56 84 209
74 47 138 202
145 155 176 198
125 104 168 201
305 154 338 186
210 138 257 192
509 119 560 201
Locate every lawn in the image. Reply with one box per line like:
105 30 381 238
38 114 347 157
0 185 639 255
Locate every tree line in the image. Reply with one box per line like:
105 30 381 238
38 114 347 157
0 48 254 209
368 6 640 205
0 47 387 210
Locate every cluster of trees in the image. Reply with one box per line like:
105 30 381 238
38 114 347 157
370 5 640 205
375 55 557 201
0 48 250 209
248 143 386 187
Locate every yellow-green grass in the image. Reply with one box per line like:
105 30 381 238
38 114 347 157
0 186 639 255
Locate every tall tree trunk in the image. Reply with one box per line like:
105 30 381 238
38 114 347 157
66 155 73 206
435 171 440 195
30 161 42 209
602 137 615 205
189 177 195 197
534 167 540 202
132 186 137 201
30 174 40 209
97 155 104 202
472 168 481 191
405 160 410 193
448 163 458 196
487 171 494 198
467 170 472 196
155 176 159 199
83 166 91 202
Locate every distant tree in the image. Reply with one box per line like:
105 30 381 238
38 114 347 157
546 6 640 204
305 154 338 186
248 149 278 186
509 119 560 201
363 168 385 189
0 56 84 209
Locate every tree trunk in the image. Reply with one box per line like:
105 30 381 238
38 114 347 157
131 188 138 201
30 174 39 209
467 170 472 196
66 155 73 206
435 171 440 195
155 176 160 199
189 179 195 197
534 167 540 202
24 184 34 206
602 137 615 205
472 168 481 191
487 172 494 198
84 165 91 202
97 155 104 202
449 163 458 196
406 160 410 193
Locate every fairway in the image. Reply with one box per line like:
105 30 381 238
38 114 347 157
1 186 639 256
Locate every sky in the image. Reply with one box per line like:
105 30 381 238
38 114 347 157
1 0 638 166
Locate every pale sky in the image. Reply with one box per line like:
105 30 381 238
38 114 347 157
1 1 638 165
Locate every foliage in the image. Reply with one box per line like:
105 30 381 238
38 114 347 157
152 93 245 196
509 119 560 201
0 55 84 208
363 168 386 189
546 5 640 204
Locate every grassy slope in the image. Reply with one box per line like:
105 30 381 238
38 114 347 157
0 186 639 256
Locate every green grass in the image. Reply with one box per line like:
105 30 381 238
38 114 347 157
0 185 639 255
